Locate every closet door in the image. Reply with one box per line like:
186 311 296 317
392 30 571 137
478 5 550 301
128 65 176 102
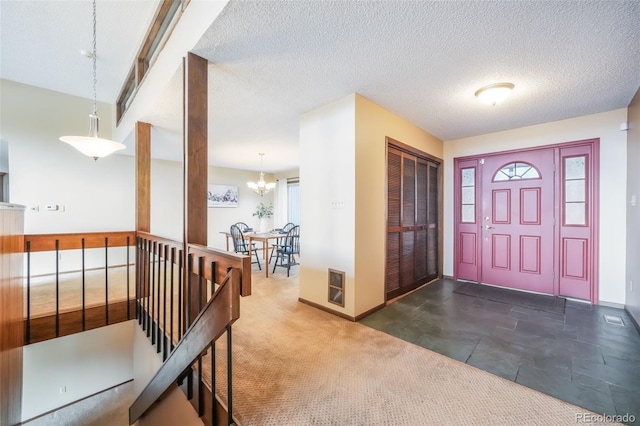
386 145 440 300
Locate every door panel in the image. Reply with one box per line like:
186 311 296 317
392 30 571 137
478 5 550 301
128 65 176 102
480 149 555 294
558 144 595 299
454 140 597 302
455 160 479 281
386 145 440 299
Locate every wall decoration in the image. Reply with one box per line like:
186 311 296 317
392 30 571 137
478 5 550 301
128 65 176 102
208 185 238 208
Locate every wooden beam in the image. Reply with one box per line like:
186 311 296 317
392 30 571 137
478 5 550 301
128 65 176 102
183 52 208 246
136 122 151 233
183 52 208 325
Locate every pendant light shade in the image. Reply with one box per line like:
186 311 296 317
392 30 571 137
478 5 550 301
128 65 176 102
59 0 125 160
60 113 125 160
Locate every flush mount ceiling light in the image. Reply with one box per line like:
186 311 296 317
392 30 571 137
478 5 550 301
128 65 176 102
474 82 515 106
60 0 125 161
247 153 276 196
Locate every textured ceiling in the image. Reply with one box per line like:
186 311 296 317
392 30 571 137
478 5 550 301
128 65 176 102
2 1 640 173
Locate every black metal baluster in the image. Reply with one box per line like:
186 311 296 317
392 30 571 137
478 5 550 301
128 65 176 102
178 250 183 340
187 253 193 329
136 237 141 325
197 256 204 416
140 238 147 330
170 247 175 352
198 355 204 417
146 239 152 335
105 237 109 325
156 243 163 354
82 238 86 330
55 239 60 337
151 242 156 343
127 236 131 320
26 241 31 344
198 257 204 313
155 243 162 351
211 340 217 425
227 325 233 426
163 244 168 360
187 367 193 400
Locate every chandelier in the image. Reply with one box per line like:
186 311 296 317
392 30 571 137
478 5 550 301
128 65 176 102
247 153 276 196
59 0 125 160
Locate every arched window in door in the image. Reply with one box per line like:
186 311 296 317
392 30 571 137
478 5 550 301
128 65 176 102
493 162 540 181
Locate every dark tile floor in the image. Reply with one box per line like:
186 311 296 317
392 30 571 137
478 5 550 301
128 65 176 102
360 278 640 424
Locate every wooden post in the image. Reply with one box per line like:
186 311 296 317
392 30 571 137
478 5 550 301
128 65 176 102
136 121 151 233
183 52 208 326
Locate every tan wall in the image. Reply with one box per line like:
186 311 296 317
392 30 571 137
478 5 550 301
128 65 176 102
443 108 628 304
626 90 640 324
299 93 443 318
354 94 443 316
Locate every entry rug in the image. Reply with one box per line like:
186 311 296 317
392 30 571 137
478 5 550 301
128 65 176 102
453 283 566 314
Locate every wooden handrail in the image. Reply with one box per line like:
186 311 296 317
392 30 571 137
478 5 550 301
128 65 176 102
24 231 136 252
188 243 252 296
129 267 240 424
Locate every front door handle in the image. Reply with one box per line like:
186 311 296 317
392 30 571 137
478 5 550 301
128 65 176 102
484 225 495 229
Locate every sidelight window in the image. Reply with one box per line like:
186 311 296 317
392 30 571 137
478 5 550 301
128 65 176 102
564 156 587 225
461 167 476 223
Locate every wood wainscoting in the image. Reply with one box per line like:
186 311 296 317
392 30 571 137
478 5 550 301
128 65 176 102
0 203 25 426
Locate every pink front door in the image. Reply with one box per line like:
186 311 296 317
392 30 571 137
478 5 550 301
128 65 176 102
480 149 556 293
454 140 599 302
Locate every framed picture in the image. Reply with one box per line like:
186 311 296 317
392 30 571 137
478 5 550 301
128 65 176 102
208 184 238 208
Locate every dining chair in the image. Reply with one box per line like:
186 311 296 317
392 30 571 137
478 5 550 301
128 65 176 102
269 222 295 264
233 221 253 233
230 224 261 270
272 225 300 276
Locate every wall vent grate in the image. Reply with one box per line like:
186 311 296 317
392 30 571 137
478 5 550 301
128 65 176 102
328 269 345 307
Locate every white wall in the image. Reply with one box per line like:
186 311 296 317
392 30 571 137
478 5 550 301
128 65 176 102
626 90 640 324
151 159 183 242
148 157 276 250
443 108 628 304
299 94 444 317
22 321 134 422
299 94 357 315
208 165 276 250
1 79 136 275
0 79 135 234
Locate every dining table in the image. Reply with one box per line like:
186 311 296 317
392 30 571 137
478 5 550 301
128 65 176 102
220 230 287 277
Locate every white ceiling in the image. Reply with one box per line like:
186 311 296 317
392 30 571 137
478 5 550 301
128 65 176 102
2 1 640 173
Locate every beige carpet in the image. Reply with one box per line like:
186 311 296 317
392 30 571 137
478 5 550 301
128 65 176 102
27 265 613 425
205 269 610 426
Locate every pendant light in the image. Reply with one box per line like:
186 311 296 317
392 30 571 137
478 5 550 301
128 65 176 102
247 153 276 196
60 0 125 160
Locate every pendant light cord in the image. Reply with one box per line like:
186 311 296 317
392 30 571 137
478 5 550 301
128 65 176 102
92 0 97 115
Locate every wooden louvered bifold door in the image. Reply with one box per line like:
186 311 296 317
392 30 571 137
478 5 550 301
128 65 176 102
386 146 439 300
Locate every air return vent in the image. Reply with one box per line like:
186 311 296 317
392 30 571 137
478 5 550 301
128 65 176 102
328 269 345 307
603 315 624 327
